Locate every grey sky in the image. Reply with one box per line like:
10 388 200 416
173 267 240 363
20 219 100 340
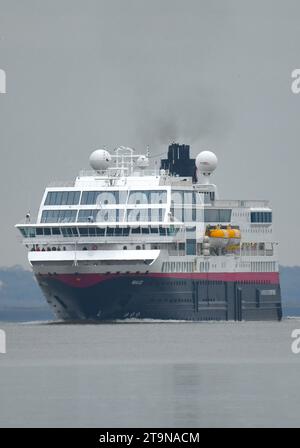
0 0 299 267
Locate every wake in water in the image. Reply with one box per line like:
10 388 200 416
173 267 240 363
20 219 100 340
21 318 244 325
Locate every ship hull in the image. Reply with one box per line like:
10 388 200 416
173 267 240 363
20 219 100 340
36 272 282 322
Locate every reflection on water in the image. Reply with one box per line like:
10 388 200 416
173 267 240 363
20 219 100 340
171 364 205 426
0 321 300 427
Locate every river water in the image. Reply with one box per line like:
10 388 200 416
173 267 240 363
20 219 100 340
0 320 299 427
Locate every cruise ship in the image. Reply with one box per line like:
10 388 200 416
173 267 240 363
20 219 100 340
16 143 282 321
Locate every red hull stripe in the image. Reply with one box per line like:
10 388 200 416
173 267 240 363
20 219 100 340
40 272 280 288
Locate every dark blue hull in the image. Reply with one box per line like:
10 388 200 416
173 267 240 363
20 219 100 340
36 273 282 322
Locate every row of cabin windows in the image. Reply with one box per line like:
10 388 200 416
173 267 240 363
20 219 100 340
44 190 168 206
81 190 168 205
250 212 272 223
19 226 179 238
40 208 232 223
43 190 214 207
41 209 167 223
77 209 165 223
43 192 270 225
41 209 272 227
170 208 232 223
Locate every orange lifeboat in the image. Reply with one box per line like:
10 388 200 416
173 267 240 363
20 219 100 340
206 225 229 248
226 225 241 251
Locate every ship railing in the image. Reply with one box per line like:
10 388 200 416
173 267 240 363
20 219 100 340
16 233 185 245
78 168 159 178
240 249 274 257
162 178 193 186
16 222 186 232
168 250 186 257
16 224 186 243
17 217 39 225
47 181 76 188
214 199 270 208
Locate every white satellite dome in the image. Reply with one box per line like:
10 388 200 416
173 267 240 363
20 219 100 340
89 149 111 171
136 155 149 169
196 151 218 174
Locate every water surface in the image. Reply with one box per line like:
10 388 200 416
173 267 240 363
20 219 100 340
0 320 299 427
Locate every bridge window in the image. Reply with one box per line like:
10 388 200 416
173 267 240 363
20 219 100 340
78 207 166 224
78 227 105 237
77 209 118 222
19 227 36 238
80 190 167 205
77 210 98 222
61 227 78 237
128 190 167 205
45 191 80 206
81 191 119 205
79 227 88 237
106 227 114 236
20 227 63 237
159 226 166 236
36 227 52 236
41 210 77 223
126 209 164 222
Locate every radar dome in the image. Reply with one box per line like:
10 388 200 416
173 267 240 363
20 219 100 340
196 151 218 174
89 149 111 171
136 155 149 169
